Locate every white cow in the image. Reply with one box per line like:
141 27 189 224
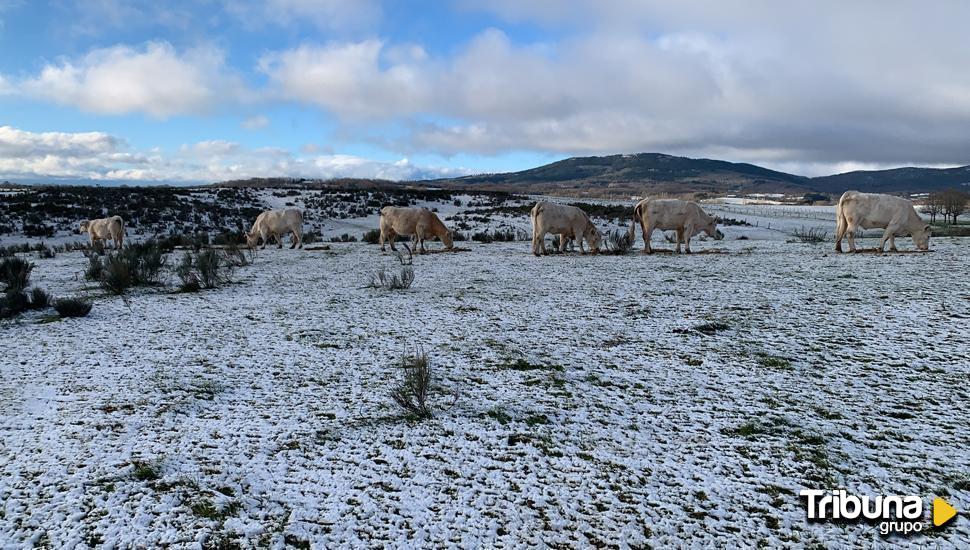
79 216 125 249
531 202 602 256
379 207 454 254
835 191 930 252
629 199 723 254
245 209 304 249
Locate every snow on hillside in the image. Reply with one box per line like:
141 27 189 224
1 227 967 547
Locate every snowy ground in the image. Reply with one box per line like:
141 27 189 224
1 219 969 547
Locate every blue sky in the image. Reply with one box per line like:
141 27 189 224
2 1 969 183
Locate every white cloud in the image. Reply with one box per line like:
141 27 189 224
241 115 270 130
259 40 431 118
0 126 468 183
224 0 380 32
19 42 242 118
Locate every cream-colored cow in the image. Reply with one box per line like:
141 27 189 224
629 199 723 254
835 191 930 252
531 201 602 256
245 209 304 249
379 206 454 254
79 216 125 249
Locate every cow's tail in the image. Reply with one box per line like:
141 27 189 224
834 194 847 252
115 216 126 247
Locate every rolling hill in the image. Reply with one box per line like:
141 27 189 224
421 153 970 197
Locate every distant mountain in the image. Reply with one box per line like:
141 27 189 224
428 153 812 196
421 153 970 197
809 165 970 194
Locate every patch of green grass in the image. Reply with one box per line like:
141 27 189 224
757 354 792 370
191 498 240 520
502 358 563 372
131 459 162 481
724 421 769 439
486 407 511 425
524 414 549 426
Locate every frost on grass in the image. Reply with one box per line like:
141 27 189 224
0 236 967 548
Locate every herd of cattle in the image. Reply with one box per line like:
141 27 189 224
77 191 935 255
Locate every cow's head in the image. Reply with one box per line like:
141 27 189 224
441 230 454 249
79 220 90 233
586 223 603 253
913 224 931 251
244 231 260 249
705 218 724 240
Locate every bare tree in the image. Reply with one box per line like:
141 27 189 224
923 192 945 224
941 189 970 224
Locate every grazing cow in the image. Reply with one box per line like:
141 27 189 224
629 199 723 254
79 216 125 249
379 206 454 254
531 201 602 256
835 191 930 253
245 209 304 249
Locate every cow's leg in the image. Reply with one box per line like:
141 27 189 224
531 230 542 256
683 225 693 254
674 228 683 254
540 231 549 255
259 229 269 249
388 230 398 252
877 227 889 252
847 223 858 252
289 229 298 249
641 220 651 253
889 234 898 252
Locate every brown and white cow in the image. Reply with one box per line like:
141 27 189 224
628 199 723 254
531 201 602 256
379 206 454 254
245 209 304 249
835 191 930 253
80 216 125 249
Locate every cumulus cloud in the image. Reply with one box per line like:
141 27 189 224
18 42 242 118
259 40 431 118
0 126 468 183
224 0 380 32
259 2 970 172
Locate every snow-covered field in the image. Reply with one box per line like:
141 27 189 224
1 220 968 547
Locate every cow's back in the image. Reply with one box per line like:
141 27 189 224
534 202 587 233
645 199 694 227
840 192 915 228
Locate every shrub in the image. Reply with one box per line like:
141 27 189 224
368 266 415 290
53 297 93 318
100 254 133 295
35 243 55 259
98 242 168 294
0 257 33 292
175 250 233 290
195 249 233 288
390 349 432 419
125 242 167 285
85 255 105 281
362 229 381 244
27 287 51 310
601 230 633 255
0 290 29 318
792 226 828 243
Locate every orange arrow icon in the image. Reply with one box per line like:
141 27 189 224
933 498 957 527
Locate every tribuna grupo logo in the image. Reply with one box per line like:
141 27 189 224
800 489 958 535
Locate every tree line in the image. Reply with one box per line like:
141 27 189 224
922 188 969 224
